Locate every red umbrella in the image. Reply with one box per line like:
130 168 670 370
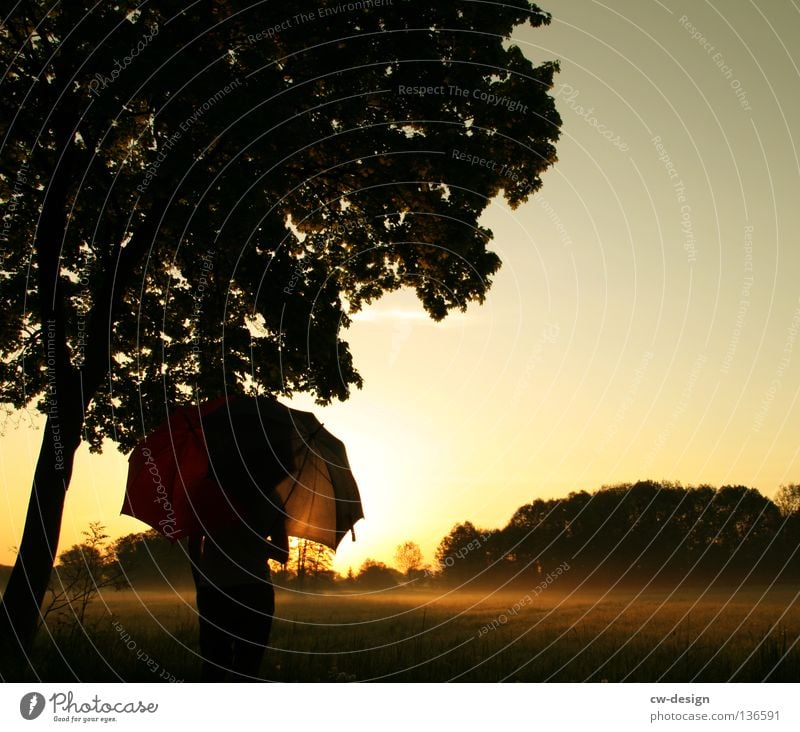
121 396 236 539
123 395 364 550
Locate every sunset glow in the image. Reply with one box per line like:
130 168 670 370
2 0 798 578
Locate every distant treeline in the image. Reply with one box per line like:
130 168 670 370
434 481 800 586
6 480 798 594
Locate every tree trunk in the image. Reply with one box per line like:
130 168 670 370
0 72 81 672
0 407 82 672
0 298 113 672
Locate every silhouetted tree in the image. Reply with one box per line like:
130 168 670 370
288 538 335 588
112 530 193 588
394 541 423 576
707 485 783 579
42 523 126 634
775 484 800 517
305 540 336 588
0 0 561 650
444 480 800 585
503 499 564 574
356 559 399 589
435 521 493 582
774 484 800 580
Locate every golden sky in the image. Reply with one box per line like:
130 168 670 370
2 0 799 574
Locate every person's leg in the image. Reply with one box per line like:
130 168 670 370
196 584 234 682
228 583 275 681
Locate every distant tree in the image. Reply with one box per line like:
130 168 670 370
503 498 561 572
775 484 800 517
288 539 335 587
112 530 193 588
305 540 336 587
0 0 561 651
434 521 493 581
42 523 126 634
773 485 800 580
269 553 296 587
679 484 718 571
394 541 423 576
489 481 797 583
293 538 308 584
606 481 683 578
356 559 399 589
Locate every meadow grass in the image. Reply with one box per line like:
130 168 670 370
14 583 800 682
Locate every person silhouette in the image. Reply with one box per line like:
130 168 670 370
188 397 297 681
187 486 288 681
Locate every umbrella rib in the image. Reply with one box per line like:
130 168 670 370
283 441 318 508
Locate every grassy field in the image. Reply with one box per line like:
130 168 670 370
12 582 800 682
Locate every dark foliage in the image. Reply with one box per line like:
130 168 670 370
0 0 561 648
436 481 799 586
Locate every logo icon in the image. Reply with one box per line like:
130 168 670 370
20 692 45 721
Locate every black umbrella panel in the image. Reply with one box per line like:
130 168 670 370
201 397 363 550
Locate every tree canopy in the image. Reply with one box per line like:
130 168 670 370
0 0 562 653
436 481 798 585
0 0 561 451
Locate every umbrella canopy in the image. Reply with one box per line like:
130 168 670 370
123 395 363 550
122 396 237 540
203 396 364 551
